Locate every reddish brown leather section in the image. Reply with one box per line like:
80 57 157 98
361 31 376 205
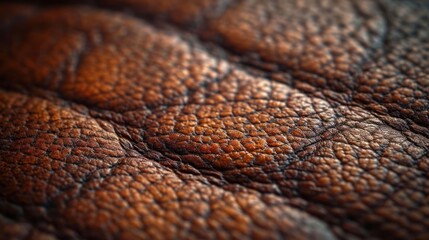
0 1 428 239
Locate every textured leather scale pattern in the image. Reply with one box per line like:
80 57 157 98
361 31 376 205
0 1 428 239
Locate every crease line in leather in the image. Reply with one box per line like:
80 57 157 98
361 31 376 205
0 4 427 191
0 3 426 238
0 89 339 240
7 1 427 140
1 3 427 148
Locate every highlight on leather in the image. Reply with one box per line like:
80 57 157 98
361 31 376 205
0 1 428 239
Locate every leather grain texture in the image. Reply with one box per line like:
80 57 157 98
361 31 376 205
0 1 428 239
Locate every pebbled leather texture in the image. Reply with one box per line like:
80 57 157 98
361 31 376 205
0 1 428 239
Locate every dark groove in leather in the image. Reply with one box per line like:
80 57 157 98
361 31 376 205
0 1 428 240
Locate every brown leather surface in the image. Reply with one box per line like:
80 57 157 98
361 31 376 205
0 1 428 239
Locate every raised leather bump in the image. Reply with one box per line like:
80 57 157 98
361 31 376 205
0 1 428 239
